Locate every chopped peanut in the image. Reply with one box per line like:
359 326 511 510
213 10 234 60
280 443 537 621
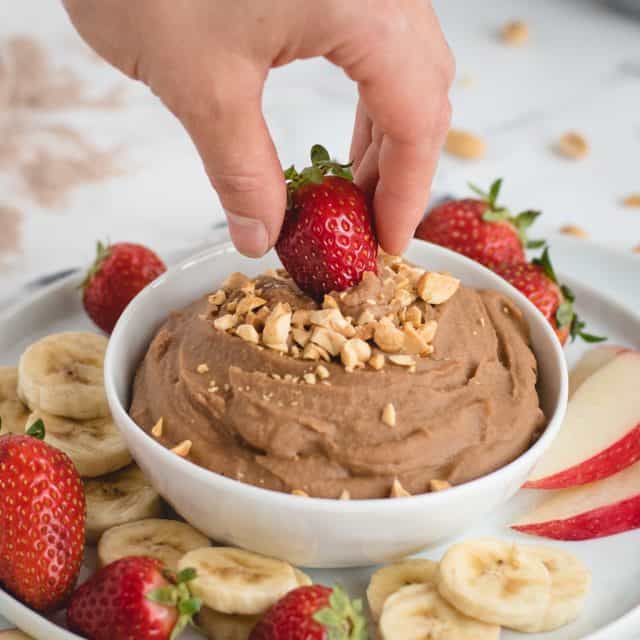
368 352 386 370
151 417 164 438
315 364 330 380
556 132 589 160
214 314 237 331
236 294 267 315
390 478 411 498
445 129 486 160
208 290 226 305
501 20 529 46
430 479 451 492
382 403 396 427
171 439 192 457
417 272 460 304
374 318 405 353
235 324 260 344
196 363 209 374
560 225 589 239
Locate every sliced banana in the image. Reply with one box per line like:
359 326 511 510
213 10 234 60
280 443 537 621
379 583 500 640
18 332 109 420
517 546 592 632
98 518 210 571
367 558 439 621
0 631 34 640
84 465 164 543
197 607 260 640
0 367 30 434
177 547 298 615
293 567 312 587
437 538 551 630
26 409 131 477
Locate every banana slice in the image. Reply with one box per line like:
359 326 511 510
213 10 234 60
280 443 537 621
367 558 439 621
26 409 131 477
98 518 210 571
18 332 109 420
379 583 500 640
437 538 551 630
197 607 260 640
177 547 299 615
0 367 30 434
293 568 312 587
0 631 34 640
84 465 164 543
517 546 591 632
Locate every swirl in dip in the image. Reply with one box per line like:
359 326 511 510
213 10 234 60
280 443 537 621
130 255 545 499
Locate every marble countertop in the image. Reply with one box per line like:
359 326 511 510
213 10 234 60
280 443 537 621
1 0 639 307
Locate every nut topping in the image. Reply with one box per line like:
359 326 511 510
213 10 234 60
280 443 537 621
390 477 411 498
171 439 192 457
151 417 163 438
430 479 451 492
214 314 237 331
382 403 396 427
235 324 260 344
417 272 460 304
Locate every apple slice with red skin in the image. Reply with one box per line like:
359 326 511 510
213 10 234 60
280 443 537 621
525 350 640 489
568 344 629 397
513 459 640 540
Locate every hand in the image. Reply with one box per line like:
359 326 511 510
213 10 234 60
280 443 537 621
63 0 454 257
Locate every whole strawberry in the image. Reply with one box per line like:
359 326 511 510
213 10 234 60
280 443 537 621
83 241 166 334
0 420 85 612
249 585 367 640
416 179 544 268
67 557 200 640
276 145 378 299
494 248 605 345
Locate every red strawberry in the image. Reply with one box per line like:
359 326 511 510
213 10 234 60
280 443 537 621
493 248 605 345
249 585 367 640
67 557 200 640
83 241 166 334
276 145 378 299
416 179 544 268
0 420 85 612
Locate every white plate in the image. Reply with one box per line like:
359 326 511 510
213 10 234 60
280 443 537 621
1 244 639 640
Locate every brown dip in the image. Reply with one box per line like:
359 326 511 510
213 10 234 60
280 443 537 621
130 259 545 499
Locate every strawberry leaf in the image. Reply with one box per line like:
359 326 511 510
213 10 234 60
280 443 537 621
26 418 45 440
313 585 369 640
467 182 488 200
514 210 541 230
488 178 503 208
482 210 508 223
556 300 574 328
176 567 197 584
526 238 547 249
532 247 558 284
311 144 331 164
578 332 608 343
147 587 178 606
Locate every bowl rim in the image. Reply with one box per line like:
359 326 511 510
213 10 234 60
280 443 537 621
105 239 569 513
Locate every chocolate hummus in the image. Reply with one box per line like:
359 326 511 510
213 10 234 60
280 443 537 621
130 256 545 499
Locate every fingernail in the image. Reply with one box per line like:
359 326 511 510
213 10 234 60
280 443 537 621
224 210 269 258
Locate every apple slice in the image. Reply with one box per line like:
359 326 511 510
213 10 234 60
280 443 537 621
568 344 629 397
513 460 640 540
525 350 640 489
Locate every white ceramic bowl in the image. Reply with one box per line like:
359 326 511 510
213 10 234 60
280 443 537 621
105 240 568 568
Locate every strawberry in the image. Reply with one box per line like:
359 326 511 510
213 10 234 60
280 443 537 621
0 419 85 612
249 585 367 640
493 248 605 345
276 145 378 299
82 241 166 334
67 557 200 640
415 179 544 268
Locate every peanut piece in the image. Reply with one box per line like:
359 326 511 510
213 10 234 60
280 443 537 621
235 324 260 344
417 272 460 304
390 478 411 498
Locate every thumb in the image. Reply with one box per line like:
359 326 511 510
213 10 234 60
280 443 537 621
179 68 286 258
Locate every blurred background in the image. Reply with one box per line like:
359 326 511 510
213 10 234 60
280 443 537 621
1 0 639 309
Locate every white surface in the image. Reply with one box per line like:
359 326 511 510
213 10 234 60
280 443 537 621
1 0 640 308
0 241 639 639
103 240 567 568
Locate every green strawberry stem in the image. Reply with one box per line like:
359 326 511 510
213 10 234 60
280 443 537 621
468 179 545 250
313 585 368 640
532 247 606 343
26 418 45 440
147 567 201 640
80 240 111 290
284 145 353 208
